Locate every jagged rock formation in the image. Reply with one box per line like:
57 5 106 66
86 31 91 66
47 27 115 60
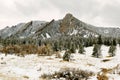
0 13 120 40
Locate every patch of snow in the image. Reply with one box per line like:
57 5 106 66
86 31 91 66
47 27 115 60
104 30 109 34
101 45 109 58
0 45 120 80
70 30 78 35
84 46 93 56
20 36 25 39
95 34 98 37
31 31 35 34
46 33 51 38
41 34 45 39
83 34 88 38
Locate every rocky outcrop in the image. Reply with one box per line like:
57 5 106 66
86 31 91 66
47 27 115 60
0 13 120 39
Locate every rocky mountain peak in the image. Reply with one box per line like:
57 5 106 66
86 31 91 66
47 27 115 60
60 13 80 33
0 13 120 39
64 13 73 19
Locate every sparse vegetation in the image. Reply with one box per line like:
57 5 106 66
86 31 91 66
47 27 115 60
23 76 29 79
102 59 111 62
41 68 94 80
0 44 53 57
37 44 53 56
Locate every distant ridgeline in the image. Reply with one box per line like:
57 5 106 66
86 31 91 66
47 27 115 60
0 13 120 51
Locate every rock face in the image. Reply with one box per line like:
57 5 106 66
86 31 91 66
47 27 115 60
0 13 120 39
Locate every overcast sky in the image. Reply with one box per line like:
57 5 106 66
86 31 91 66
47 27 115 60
0 0 120 29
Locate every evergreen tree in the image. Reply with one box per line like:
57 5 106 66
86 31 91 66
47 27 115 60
53 41 59 51
109 45 116 57
103 40 108 46
92 44 101 58
78 44 85 54
63 50 71 61
112 39 117 46
97 35 102 45
70 43 76 53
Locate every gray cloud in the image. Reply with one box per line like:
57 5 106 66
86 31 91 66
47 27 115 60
101 3 120 27
0 0 120 29
14 0 41 16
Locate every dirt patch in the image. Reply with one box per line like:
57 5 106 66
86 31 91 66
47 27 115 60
0 73 28 80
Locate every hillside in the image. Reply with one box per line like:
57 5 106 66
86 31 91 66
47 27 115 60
0 13 120 40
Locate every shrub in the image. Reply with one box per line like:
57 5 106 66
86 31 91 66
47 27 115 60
0 44 54 56
97 73 108 80
23 76 29 79
37 44 53 56
102 59 111 62
41 68 94 80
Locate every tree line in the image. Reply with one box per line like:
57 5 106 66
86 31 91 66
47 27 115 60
0 35 119 59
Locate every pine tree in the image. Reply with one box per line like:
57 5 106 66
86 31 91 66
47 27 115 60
92 44 101 58
103 37 112 46
70 43 76 53
112 39 117 46
97 35 102 45
108 45 116 57
63 50 71 61
53 41 59 51
78 44 85 54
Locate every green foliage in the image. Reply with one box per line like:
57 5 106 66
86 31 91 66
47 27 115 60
69 43 76 53
92 44 101 58
112 39 117 46
103 39 111 46
78 44 85 54
63 50 71 61
97 35 102 44
109 45 116 57
53 41 59 51
84 38 95 47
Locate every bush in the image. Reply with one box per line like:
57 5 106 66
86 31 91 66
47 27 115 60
37 44 53 56
0 44 54 56
41 68 94 80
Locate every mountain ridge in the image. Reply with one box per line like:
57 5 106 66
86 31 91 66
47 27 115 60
0 13 120 39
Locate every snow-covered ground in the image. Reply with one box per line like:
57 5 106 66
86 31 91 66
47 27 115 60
0 45 120 80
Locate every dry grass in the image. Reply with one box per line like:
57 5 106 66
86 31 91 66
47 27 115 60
97 73 108 80
23 76 29 79
97 68 109 80
0 44 53 57
41 68 94 80
86 63 94 66
101 59 111 62
37 44 53 56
